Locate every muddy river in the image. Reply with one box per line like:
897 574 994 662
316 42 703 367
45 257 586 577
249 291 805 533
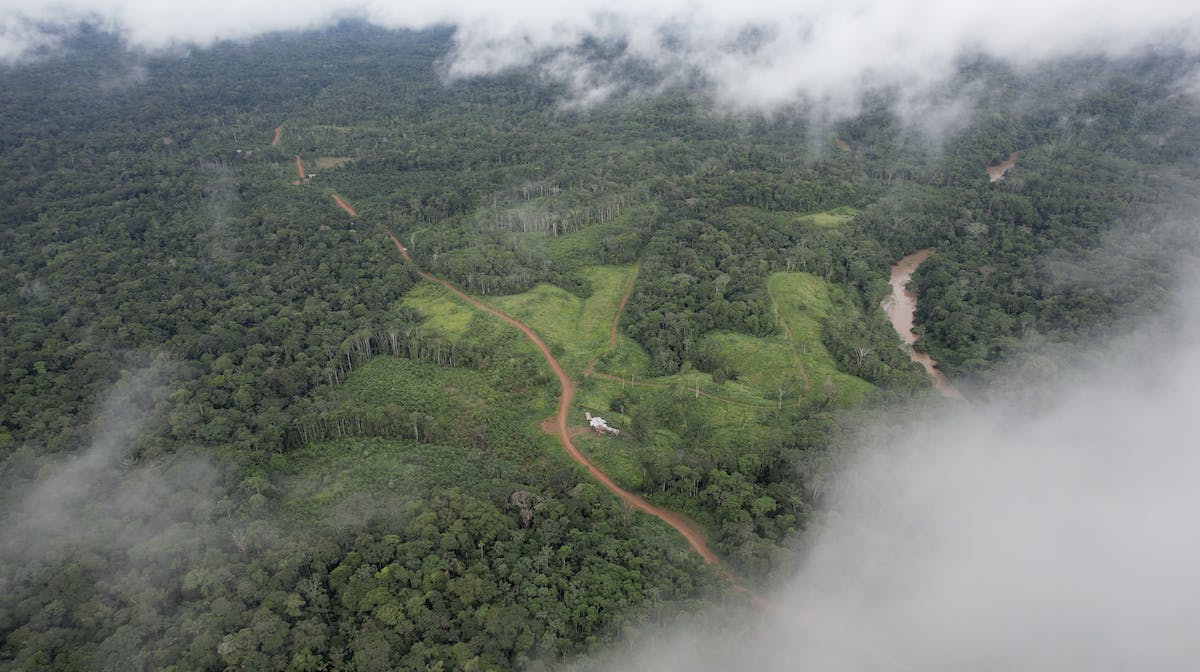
882 249 963 399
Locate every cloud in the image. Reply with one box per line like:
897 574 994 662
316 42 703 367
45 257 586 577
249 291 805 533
0 359 238 661
4 1 1200 114
587 255 1200 670
1 360 177 560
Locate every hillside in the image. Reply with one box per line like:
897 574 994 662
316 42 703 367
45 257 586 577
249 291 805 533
2 23 1199 671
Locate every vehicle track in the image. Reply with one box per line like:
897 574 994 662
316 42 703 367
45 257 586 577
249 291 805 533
386 230 741 572
330 193 357 217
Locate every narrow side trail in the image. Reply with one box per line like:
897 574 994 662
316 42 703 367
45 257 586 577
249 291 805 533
271 126 281 147
609 265 638 349
583 264 637 378
387 231 743 575
585 264 778 410
766 283 811 389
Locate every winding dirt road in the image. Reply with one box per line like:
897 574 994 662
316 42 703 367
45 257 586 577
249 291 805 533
294 155 306 179
271 127 281 147
387 231 727 567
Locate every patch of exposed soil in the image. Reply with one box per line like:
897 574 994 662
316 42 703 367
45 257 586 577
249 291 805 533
987 151 1018 182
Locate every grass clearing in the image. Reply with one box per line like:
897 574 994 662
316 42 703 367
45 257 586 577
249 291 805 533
312 156 354 169
486 265 637 377
574 431 646 491
700 332 802 391
332 356 508 414
722 205 861 231
767 272 874 404
798 205 860 227
400 282 476 339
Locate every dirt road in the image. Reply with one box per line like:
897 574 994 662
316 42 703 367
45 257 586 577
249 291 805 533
387 231 724 565
271 127 281 147
330 193 357 217
294 155 305 179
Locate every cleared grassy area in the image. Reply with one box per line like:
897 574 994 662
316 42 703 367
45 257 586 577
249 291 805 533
486 265 638 377
574 431 645 491
400 282 477 339
496 200 648 268
588 271 873 410
331 356 519 415
722 205 861 231
513 219 631 270
701 332 801 392
312 156 354 169
766 272 874 404
798 205 860 227
593 335 652 377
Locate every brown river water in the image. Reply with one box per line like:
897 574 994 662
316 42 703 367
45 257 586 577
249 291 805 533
882 249 963 399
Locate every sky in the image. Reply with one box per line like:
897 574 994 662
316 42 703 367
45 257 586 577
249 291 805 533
3 1 1200 114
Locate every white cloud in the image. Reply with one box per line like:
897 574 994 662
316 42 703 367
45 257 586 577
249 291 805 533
3 1 1199 113
591 266 1200 670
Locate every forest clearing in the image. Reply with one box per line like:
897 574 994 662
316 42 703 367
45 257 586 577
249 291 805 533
987 151 1019 182
385 230 728 564
4 22 1194 669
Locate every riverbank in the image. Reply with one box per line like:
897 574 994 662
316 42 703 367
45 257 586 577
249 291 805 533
882 249 963 399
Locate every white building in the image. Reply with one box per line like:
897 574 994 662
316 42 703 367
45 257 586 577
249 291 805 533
585 412 619 436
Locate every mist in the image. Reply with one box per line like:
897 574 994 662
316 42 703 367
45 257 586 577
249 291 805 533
586 255 1200 670
0 362 220 620
4 1 1200 115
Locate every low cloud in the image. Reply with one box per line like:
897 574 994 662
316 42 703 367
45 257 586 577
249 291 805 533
589 246 1200 670
4 1 1200 115
0 360 182 562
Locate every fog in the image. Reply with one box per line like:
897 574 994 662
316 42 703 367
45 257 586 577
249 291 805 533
587 262 1200 670
4 1 1200 114
0 359 224 600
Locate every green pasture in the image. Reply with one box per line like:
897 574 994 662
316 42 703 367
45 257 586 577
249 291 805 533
400 282 477 340
722 205 860 231
485 265 638 377
798 205 860 227
766 272 874 403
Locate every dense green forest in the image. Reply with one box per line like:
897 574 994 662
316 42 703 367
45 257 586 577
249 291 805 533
2 22 1198 671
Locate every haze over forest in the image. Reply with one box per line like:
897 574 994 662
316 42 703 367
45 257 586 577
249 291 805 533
2 2 1199 670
